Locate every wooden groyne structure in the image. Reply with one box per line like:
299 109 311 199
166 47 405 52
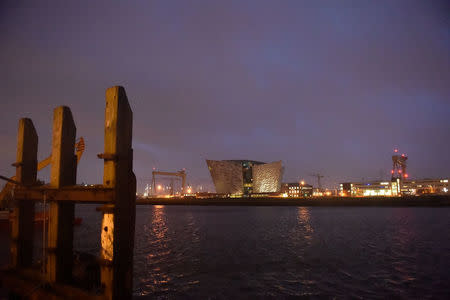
0 86 135 299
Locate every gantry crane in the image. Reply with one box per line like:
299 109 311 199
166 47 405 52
151 169 186 195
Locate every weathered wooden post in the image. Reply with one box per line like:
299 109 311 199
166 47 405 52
47 106 77 283
99 86 136 300
1 86 136 299
11 118 38 267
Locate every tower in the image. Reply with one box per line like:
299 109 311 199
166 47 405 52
391 148 408 180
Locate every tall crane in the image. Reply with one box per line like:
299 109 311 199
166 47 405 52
391 148 408 180
309 173 324 191
152 169 186 195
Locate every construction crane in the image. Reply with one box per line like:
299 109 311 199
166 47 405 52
1 137 85 208
151 169 186 195
391 148 408 180
309 173 324 191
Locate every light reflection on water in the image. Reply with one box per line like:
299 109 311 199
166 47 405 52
297 207 313 242
3 205 443 298
130 206 449 298
388 208 418 288
135 205 204 296
150 205 169 243
142 205 171 294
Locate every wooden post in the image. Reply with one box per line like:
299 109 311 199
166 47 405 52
47 106 77 283
11 118 38 267
100 86 136 300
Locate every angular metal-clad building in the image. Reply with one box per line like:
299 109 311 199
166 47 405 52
206 160 244 194
206 159 283 195
252 160 283 193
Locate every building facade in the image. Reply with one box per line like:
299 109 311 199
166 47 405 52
339 178 449 197
401 178 448 195
206 160 283 195
205 160 243 194
281 182 313 197
252 161 283 193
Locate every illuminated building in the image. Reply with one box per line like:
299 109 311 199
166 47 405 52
339 181 395 196
252 161 284 193
281 182 313 197
339 178 449 196
339 183 352 196
338 149 449 197
400 178 449 195
206 160 283 195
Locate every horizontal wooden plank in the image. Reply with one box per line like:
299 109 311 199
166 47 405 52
14 185 114 203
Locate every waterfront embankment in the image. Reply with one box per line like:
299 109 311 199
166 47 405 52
136 195 450 206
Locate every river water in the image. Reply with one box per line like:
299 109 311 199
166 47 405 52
2 205 450 298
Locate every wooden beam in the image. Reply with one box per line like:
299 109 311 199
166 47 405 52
37 155 52 171
100 86 136 300
47 106 77 284
11 118 38 268
13 185 114 203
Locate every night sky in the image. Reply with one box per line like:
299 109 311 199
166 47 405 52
1 0 449 192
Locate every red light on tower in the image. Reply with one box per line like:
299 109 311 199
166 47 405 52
401 154 405 157
398 170 402 173
405 174 408 178
391 170 394 174
394 149 398 153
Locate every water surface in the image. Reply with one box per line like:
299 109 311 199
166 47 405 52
2 206 449 298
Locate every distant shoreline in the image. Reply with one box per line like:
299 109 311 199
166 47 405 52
136 195 450 207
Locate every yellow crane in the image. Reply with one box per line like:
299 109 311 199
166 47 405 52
0 137 85 208
151 169 186 195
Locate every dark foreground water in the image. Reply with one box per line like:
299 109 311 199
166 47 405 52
2 206 450 298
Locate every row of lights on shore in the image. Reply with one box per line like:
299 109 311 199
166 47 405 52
143 184 194 197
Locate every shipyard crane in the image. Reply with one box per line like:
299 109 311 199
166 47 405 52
391 148 408 180
152 169 187 195
309 173 324 191
0 137 85 208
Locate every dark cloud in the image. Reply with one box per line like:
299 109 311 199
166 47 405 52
1 0 449 192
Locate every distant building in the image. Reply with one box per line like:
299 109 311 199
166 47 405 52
339 181 393 197
340 183 352 196
339 178 449 196
206 160 283 195
401 178 448 195
281 182 313 197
